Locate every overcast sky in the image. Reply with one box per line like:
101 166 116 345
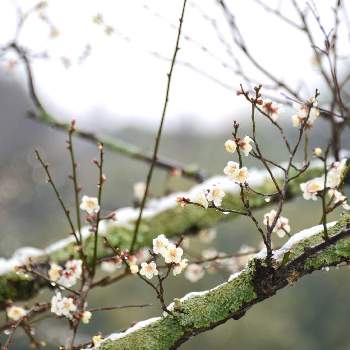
0 0 348 133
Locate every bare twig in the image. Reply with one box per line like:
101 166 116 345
129 0 189 253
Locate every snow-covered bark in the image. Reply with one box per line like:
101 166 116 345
94 213 350 350
0 165 324 308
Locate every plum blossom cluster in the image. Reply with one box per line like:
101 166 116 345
101 249 150 274
48 259 82 288
263 209 291 238
262 100 280 121
223 161 249 183
50 292 77 320
132 234 187 280
50 292 92 324
124 234 188 281
125 254 139 274
292 97 320 128
192 184 226 209
300 159 349 210
224 135 254 156
140 234 187 279
328 189 350 210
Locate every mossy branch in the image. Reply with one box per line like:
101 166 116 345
0 165 325 308
97 212 350 350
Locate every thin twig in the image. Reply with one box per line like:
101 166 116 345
129 0 189 253
35 150 79 245
92 143 105 276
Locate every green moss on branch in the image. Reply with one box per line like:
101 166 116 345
0 167 323 308
99 213 350 350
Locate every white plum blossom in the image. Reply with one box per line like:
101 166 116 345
263 209 277 226
163 244 183 264
65 259 82 276
224 136 254 156
206 184 225 207
193 190 209 209
262 100 280 121
6 306 27 321
223 161 239 177
48 260 82 287
152 234 169 255
127 255 139 274
274 217 291 238
300 177 324 200
237 136 254 156
223 161 249 183
51 292 77 320
313 147 322 157
327 160 347 189
234 167 249 183
263 210 290 237
224 139 237 153
80 195 100 215
300 160 347 201
81 311 92 324
328 189 350 210
329 189 346 204
130 264 139 274
128 255 138 266
48 263 63 282
185 264 205 283
140 261 158 279
57 259 83 288
173 258 188 276
292 97 320 128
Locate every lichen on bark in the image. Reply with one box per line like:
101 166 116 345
97 213 350 350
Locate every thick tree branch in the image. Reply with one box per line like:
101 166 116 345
96 213 350 350
0 165 325 308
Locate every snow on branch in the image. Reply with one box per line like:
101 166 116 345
0 163 324 307
93 213 350 350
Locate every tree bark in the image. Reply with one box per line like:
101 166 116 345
97 213 350 349
0 165 325 308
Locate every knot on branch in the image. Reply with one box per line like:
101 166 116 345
250 258 278 298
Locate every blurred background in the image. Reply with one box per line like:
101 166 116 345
0 0 350 349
